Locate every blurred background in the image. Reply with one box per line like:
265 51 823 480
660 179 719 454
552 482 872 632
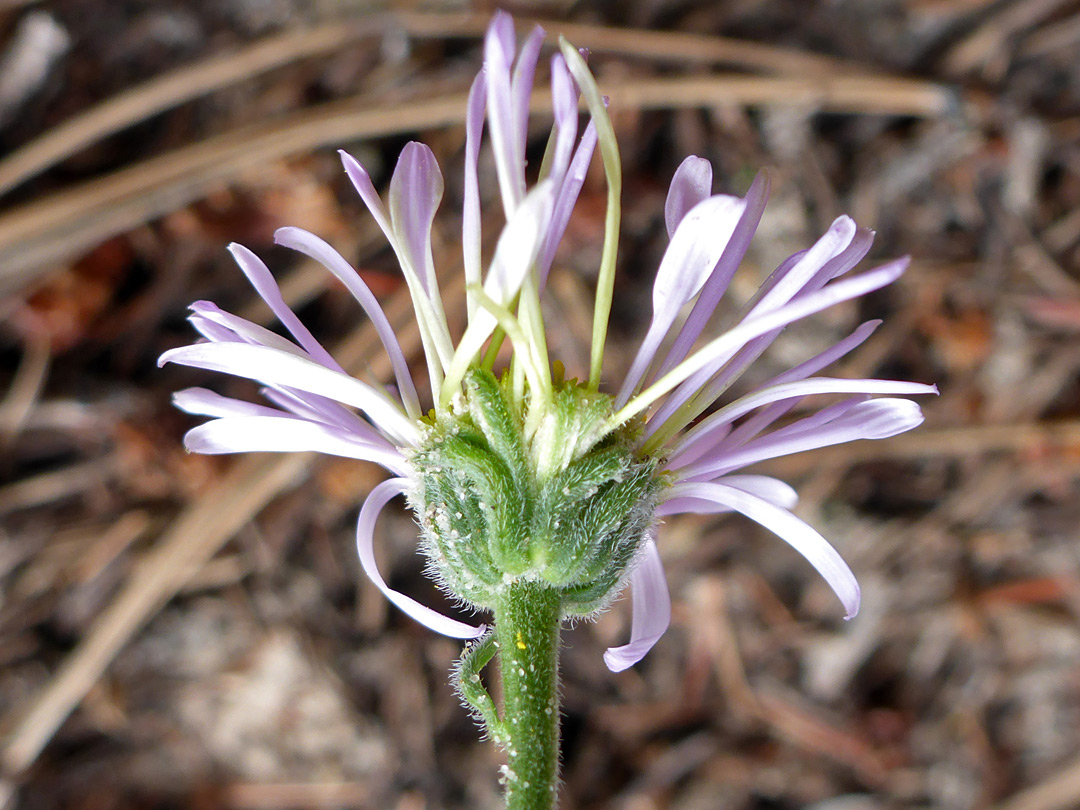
1 1 1079 808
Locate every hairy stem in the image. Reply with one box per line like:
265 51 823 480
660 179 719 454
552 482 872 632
495 581 562 810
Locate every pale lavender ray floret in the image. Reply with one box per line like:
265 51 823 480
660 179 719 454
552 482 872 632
652 168 771 382
603 536 669 673
272 225 421 418
462 70 486 308
664 319 883 470
159 10 936 673
602 156 936 668
613 191 748 410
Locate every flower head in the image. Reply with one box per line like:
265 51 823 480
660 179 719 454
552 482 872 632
160 12 935 672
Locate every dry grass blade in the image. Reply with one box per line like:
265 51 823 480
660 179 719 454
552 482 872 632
609 73 955 118
0 335 49 445
907 0 999 18
0 20 380 198
1021 10 1080 56
0 454 122 514
944 0 1078 75
222 782 371 810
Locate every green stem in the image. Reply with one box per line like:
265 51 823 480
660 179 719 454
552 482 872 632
495 582 562 810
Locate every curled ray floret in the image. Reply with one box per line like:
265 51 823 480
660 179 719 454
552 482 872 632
160 11 936 673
